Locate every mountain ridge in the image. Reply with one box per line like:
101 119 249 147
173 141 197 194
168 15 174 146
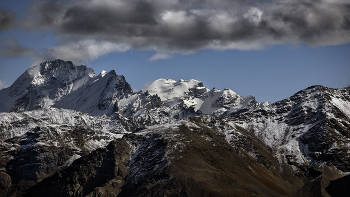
0 60 349 196
0 60 270 119
0 60 132 115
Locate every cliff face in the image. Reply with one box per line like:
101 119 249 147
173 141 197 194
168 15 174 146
23 138 132 197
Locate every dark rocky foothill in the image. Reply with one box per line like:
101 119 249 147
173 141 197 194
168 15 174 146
24 137 131 197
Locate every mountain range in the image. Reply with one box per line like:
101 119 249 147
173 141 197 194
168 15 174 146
0 59 349 197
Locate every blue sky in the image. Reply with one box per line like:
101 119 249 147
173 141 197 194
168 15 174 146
0 0 349 103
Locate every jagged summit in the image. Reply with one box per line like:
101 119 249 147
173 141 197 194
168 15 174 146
28 59 96 79
100 70 108 77
0 60 269 118
0 60 132 115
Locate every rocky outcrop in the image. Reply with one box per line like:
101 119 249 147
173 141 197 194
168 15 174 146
118 134 170 197
222 85 350 178
24 137 132 197
0 109 127 196
98 72 132 111
4 127 75 196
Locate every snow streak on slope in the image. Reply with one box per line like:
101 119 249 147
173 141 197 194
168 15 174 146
331 97 350 119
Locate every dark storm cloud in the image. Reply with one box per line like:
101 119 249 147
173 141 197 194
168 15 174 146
0 9 16 31
0 38 37 58
20 0 350 60
23 0 159 35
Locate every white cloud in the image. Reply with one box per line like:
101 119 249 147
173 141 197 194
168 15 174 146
243 7 263 26
206 40 266 51
161 11 194 26
149 53 172 61
207 12 238 35
0 80 9 89
46 40 131 62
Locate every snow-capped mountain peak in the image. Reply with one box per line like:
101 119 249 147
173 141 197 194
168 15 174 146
142 78 205 103
100 70 108 77
0 60 132 115
1 60 268 119
141 78 268 117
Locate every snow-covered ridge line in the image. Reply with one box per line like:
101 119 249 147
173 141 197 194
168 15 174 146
142 78 270 117
0 60 269 118
0 107 126 142
142 78 204 102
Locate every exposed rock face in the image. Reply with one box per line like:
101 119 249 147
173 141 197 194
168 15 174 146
0 108 127 196
145 94 163 110
24 137 131 197
118 134 171 197
98 72 132 111
223 85 350 179
5 132 75 195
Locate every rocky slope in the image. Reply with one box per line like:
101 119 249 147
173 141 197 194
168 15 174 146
23 137 132 197
0 108 127 196
22 119 305 197
0 60 349 196
223 86 350 175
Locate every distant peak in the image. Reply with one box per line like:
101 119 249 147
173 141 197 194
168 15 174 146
222 88 238 96
41 59 73 66
109 70 117 76
100 70 107 77
39 59 76 74
306 85 324 90
142 78 205 103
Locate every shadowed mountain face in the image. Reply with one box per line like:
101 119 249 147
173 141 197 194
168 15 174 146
0 60 349 196
23 120 305 197
23 138 132 197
